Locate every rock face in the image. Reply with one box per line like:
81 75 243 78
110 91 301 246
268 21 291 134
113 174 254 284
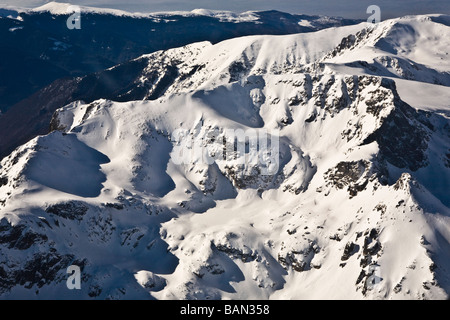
45 201 89 221
341 242 358 261
362 88 431 172
0 14 449 300
0 219 48 250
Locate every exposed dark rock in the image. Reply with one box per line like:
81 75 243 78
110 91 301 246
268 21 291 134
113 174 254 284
223 165 267 189
356 263 383 296
363 236 381 256
215 243 257 263
420 235 430 246
325 161 367 189
356 269 366 285
0 219 48 250
88 284 102 297
205 264 225 275
445 152 450 168
278 241 320 272
0 176 8 187
179 64 206 81
429 263 438 272
288 95 303 106
360 255 371 268
280 116 293 126
310 76 352 113
102 203 124 210
0 252 86 294
120 228 144 248
305 112 317 123
394 282 403 293
341 241 358 261
348 178 369 197
287 229 297 235
229 61 248 83
393 173 414 191
369 228 378 240
374 203 387 214
395 200 405 208
329 234 341 241
45 201 89 220
362 82 430 171
292 261 307 272
324 160 372 197
365 87 393 118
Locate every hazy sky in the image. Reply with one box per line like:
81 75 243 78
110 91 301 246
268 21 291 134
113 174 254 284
1 0 449 19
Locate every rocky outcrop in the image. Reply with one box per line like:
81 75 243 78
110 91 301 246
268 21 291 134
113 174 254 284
341 241 358 261
325 160 372 197
46 201 89 221
0 219 48 250
0 251 85 294
362 85 431 171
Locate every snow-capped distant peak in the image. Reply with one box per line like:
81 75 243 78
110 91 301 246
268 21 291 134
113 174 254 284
31 2 75 14
30 1 132 16
190 8 260 22
298 19 313 27
191 8 230 15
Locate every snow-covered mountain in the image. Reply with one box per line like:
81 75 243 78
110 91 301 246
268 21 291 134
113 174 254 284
0 14 449 300
0 2 359 114
0 2 361 159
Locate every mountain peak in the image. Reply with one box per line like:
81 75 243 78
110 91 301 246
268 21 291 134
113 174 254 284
30 1 132 16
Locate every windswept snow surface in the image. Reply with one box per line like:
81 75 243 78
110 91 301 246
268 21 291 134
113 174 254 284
0 14 449 300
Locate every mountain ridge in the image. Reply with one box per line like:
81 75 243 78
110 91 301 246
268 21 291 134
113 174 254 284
0 2 361 113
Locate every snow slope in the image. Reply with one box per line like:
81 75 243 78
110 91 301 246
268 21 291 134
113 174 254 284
0 14 449 300
321 15 450 85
